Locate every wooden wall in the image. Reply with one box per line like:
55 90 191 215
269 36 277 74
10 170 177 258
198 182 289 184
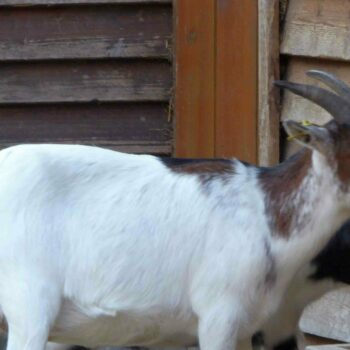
0 0 173 155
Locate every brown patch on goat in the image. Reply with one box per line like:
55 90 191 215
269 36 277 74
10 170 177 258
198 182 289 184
259 150 312 239
161 158 236 187
0 317 7 334
336 153 350 187
334 126 350 188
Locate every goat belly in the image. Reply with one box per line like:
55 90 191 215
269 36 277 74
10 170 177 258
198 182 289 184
49 299 198 348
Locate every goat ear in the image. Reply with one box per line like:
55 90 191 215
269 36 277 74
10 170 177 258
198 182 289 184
283 120 333 154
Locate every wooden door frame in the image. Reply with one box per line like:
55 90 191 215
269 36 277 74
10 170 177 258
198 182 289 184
174 0 280 166
258 0 280 166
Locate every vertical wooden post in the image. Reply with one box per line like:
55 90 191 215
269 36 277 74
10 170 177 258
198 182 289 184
174 0 215 158
174 0 259 162
258 0 280 166
215 0 258 163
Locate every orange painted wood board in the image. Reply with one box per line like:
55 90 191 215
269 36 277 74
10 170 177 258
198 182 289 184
174 0 215 157
215 0 258 162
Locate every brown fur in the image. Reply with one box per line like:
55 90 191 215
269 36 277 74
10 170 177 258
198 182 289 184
164 160 234 175
334 125 350 188
0 317 7 334
161 158 236 187
259 150 312 239
337 153 350 187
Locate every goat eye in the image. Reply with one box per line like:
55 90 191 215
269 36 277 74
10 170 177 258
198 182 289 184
304 135 311 143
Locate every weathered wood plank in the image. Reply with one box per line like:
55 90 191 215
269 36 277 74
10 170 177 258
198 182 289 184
0 6 172 60
0 103 172 154
0 0 171 5
215 0 258 162
174 0 215 158
258 0 280 166
0 61 172 104
306 345 349 350
304 334 343 349
305 339 350 350
300 288 350 342
281 58 350 159
281 0 350 61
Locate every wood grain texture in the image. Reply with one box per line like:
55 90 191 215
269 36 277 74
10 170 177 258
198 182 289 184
0 61 172 103
0 5 172 60
0 103 172 154
300 288 350 342
174 0 215 158
258 0 280 166
215 0 258 162
0 0 171 5
306 345 350 350
304 334 344 349
281 0 350 61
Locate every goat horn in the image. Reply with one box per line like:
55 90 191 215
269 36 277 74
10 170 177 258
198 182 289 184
307 70 350 100
274 80 350 124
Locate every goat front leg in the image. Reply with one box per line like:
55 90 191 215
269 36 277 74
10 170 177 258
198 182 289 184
197 302 242 350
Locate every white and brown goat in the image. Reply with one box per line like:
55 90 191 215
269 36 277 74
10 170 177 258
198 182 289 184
1 71 350 350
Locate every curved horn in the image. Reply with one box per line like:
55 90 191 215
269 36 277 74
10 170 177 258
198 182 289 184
307 70 350 100
274 80 350 124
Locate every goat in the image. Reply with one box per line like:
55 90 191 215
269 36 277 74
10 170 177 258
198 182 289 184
47 72 350 350
251 70 350 350
1 70 350 350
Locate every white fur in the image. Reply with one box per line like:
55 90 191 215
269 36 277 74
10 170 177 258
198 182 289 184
0 144 348 350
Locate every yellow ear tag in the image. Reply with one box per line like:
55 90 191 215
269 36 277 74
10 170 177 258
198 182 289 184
301 120 314 126
287 120 314 141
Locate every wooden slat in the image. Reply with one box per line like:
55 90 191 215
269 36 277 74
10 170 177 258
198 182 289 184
0 61 172 104
0 5 172 60
258 0 280 166
215 0 258 162
0 103 172 154
306 345 349 350
281 0 350 61
300 288 350 343
174 0 215 158
0 0 171 5
304 334 344 348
